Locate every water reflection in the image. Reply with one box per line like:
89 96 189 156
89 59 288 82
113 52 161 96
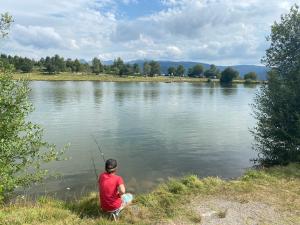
220 83 238 96
113 83 136 105
47 82 68 108
243 83 259 89
190 83 204 96
92 82 103 106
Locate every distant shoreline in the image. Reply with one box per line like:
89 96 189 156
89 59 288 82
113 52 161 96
13 72 262 83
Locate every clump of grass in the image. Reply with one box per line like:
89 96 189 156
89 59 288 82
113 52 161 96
217 209 227 218
66 192 101 218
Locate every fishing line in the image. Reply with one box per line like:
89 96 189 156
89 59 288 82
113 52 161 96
91 134 106 163
89 150 99 182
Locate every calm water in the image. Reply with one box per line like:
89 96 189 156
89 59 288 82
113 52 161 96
24 81 258 198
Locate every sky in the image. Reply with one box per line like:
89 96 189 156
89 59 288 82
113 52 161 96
0 0 298 65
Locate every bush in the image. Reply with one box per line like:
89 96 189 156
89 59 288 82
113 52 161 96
0 60 66 202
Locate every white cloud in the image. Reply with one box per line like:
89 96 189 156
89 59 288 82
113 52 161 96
122 0 138 5
12 24 77 50
0 0 299 64
166 46 182 58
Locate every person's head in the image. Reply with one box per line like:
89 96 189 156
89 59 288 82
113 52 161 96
105 159 117 173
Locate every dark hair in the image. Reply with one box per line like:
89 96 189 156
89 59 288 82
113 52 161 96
105 159 117 173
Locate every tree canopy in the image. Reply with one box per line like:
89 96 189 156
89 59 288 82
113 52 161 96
188 64 204 77
253 4 300 165
175 65 185 76
244 72 257 80
204 64 220 78
220 67 239 83
0 14 65 202
0 12 13 38
167 66 176 76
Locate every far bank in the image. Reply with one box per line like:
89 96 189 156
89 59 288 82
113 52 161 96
13 72 262 83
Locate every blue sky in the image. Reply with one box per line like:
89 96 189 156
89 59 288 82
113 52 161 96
0 0 298 65
117 0 166 19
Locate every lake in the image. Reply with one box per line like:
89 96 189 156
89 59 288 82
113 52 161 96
23 81 258 199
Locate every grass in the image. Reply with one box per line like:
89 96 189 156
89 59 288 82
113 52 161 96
12 72 262 83
0 164 299 224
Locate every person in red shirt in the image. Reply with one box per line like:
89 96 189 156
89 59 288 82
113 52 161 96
98 159 133 214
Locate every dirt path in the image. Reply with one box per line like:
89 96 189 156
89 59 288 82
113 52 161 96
159 196 296 225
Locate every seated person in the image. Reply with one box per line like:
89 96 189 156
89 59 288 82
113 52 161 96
98 159 133 215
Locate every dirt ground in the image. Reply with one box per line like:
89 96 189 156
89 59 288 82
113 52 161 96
159 196 297 225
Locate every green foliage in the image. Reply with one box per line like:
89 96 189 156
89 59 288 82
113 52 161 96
220 67 239 83
91 57 102 74
244 72 257 80
143 62 151 76
263 4 300 76
0 12 13 38
175 65 185 76
204 64 220 78
43 55 66 74
0 61 65 202
167 66 176 76
132 63 140 75
142 61 160 76
253 5 300 165
1 53 156 77
188 64 204 77
149 61 160 77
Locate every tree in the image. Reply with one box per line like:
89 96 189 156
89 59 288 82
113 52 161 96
73 59 82 72
188 64 204 77
0 12 13 38
167 67 176 76
111 57 125 75
119 63 132 76
132 63 140 75
53 54 65 73
92 57 102 74
0 14 64 202
149 61 160 77
143 62 151 76
244 72 257 80
263 5 300 76
175 65 185 76
19 57 34 73
204 64 220 78
44 56 56 74
220 67 239 83
66 58 75 72
252 5 300 165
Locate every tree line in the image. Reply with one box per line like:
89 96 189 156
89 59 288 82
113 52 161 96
0 54 160 77
0 54 258 82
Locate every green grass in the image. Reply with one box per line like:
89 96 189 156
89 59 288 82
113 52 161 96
12 72 262 83
0 164 299 224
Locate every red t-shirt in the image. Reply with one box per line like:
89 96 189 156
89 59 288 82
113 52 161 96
98 172 124 212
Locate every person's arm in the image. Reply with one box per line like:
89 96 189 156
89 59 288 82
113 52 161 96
118 184 126 195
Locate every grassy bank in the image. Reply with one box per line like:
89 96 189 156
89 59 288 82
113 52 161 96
13 72 261 83
1 164 299 225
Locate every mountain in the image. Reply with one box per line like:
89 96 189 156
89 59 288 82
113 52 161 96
128 60 268 80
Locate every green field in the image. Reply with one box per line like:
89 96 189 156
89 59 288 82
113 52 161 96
1 164 299 225
13 72 261 83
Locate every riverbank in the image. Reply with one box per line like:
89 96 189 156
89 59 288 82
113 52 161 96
13 72 261 83
1 164 299 225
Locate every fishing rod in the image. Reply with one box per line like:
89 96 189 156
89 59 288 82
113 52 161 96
91 134 106 163
89 150 99 182
88 135 106 181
